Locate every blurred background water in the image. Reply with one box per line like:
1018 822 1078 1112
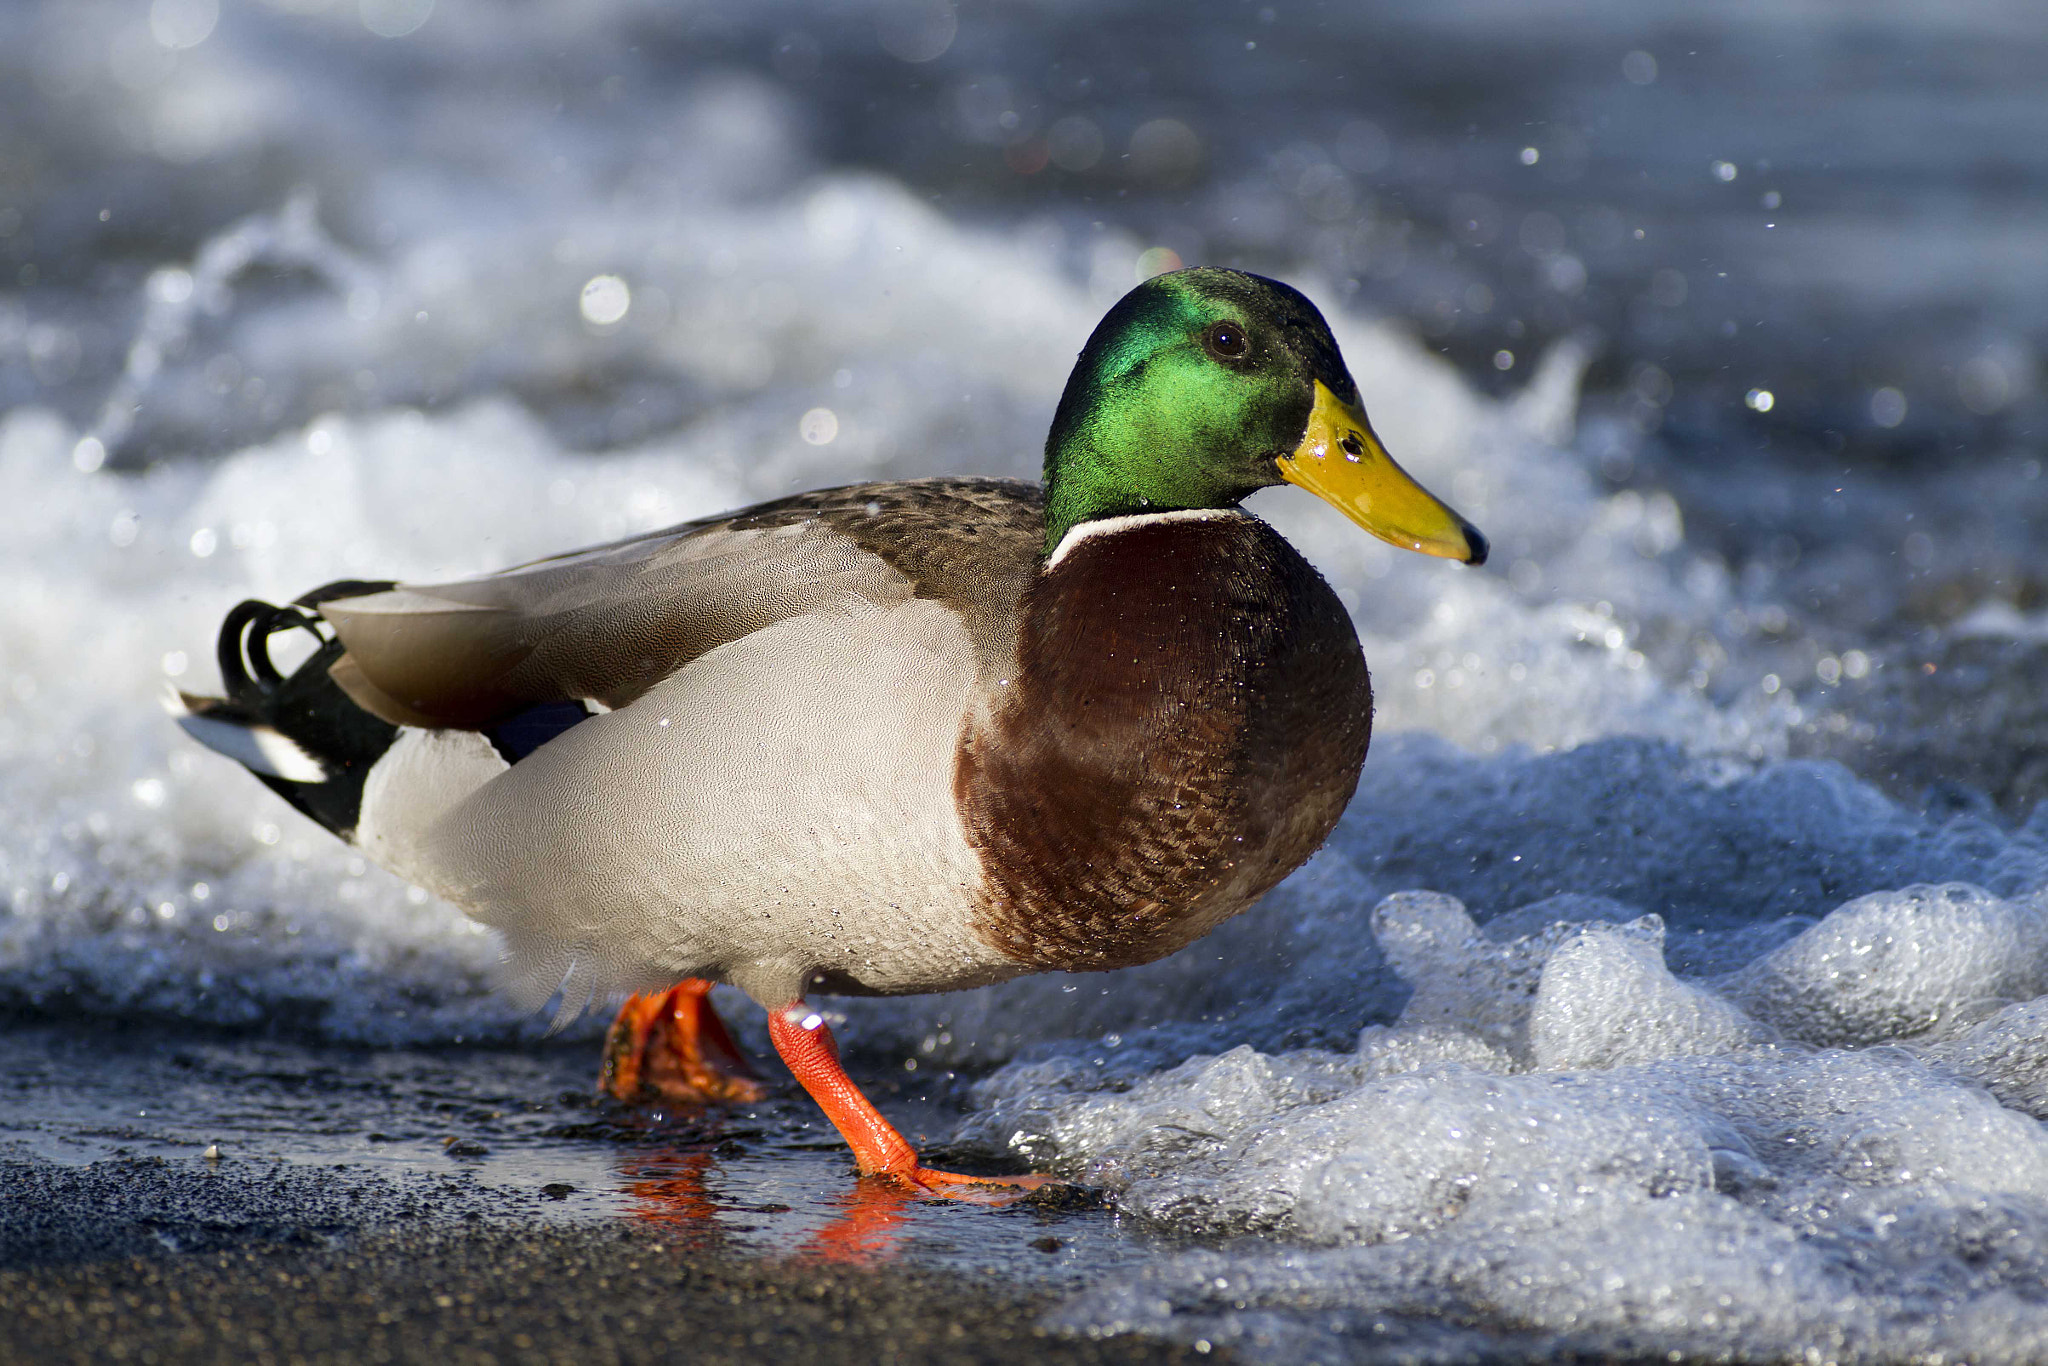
5 2 2048 1361
7 0 2045 624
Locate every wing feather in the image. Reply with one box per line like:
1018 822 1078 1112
319 477 1042 728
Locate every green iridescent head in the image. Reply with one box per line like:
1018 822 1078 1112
1041 267 1486 565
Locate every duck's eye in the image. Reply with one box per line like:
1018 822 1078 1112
1203 322 1249 360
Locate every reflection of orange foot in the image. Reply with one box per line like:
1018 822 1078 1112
767 1001 1059 1196
623 1148 721 1229
600 980 767 1105
794 1181 917 1265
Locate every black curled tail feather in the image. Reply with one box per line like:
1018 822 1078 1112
188 580 402 841
217 580 397 709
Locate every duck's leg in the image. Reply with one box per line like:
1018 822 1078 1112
600 980 767 1105
767 1001 1051 1192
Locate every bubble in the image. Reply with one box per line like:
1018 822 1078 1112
875 0 956 63
1003 138 1050 175
1745 388 1774 413
1493 350 1515 371
1046 116 1104 172
579 274 631 326
149 0 219 50
952 75 1021 145
1870 387 1908 428
1545 254 1588 295
799 407 839 445
360 0 433 39
1448 192 1501 247
1135 246 1183 281
1712 160 1738 182
1127 119 1204 188
1958 356 2012 414
72 437 106 474
1630 363 1673 406
1520 147 1540 166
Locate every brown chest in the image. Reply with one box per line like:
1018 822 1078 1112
955 514 1372 972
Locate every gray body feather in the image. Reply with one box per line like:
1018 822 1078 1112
332 480 1043 1011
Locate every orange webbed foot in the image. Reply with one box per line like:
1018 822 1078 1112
767 1000 1065 1199
889 1167 1062 1205
600 980 768 1106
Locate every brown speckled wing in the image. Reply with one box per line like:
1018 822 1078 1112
320 478 1045 728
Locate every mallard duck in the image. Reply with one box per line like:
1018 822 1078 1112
172 268 1485 1190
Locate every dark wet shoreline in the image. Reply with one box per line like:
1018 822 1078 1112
0 1021 1215 1363
0 1220 1216 1366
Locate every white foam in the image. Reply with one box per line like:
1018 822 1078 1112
970 889 2048 1361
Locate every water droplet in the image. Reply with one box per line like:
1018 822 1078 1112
361 0 435 39
1046 115 1104 172
150 0 218 51
1870 387 1908 429
579 274 631 326
799 407 840 445
1135 245 1183 281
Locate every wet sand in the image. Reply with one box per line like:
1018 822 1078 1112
0 1024 1216 1363
2 1219 1213 1366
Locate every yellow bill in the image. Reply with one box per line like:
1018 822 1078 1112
1278 381 1488 564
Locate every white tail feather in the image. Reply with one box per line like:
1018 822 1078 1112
168 691 329 784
